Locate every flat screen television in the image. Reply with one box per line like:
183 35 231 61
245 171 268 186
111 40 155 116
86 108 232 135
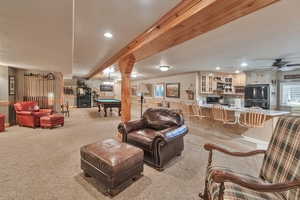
100 84 113 92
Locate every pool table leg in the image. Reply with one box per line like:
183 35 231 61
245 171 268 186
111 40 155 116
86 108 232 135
118 107 121 116
98 105 101 112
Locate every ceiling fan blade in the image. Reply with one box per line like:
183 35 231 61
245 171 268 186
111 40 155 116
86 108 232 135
286 64 300 67
280 66 300 72
252 58 275 62
247 66 274 71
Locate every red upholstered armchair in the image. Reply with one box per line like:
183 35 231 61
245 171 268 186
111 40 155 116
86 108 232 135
14 101 53 128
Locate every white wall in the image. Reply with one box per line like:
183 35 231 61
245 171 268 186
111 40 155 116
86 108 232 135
130 72 197 103
0 65 9 122
0 66 8 100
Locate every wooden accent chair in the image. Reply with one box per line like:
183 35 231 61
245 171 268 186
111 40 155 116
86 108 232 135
61 102 70 117
200 116 300 200
239 107 267 128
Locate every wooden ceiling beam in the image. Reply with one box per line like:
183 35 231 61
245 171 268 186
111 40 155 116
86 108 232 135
87 0 279 79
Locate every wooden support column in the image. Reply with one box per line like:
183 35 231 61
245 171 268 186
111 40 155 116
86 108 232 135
119 54 136 122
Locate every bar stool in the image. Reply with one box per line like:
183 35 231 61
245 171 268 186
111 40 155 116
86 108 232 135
179 102 189 117
211 104 227 122
191 103 208 120
239 107 267 128
211 104 236 124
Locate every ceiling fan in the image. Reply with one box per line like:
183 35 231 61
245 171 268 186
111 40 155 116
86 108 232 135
253 57 300 71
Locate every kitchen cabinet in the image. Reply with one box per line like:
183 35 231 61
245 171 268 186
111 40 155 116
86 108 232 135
200 73 215 93
199 72 245 95
233 73 246 86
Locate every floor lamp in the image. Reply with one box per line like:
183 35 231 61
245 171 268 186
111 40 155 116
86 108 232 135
138 84 150 118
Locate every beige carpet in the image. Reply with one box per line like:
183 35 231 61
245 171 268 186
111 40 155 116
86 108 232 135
0 108 263 200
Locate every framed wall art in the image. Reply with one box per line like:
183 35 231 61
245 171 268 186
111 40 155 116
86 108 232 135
9 76 16 95
166 83 180 98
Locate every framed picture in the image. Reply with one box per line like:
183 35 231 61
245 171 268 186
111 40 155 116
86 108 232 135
154 84 164 98
100 84 113 92
166 83 180 98
9 76 15 95
141 84 153 97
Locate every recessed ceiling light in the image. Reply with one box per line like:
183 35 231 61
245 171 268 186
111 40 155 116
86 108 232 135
216 66 221 70
103 81 114 85
235 70 240 74
159 65 170 72
241 62 248 67
104 32 113 39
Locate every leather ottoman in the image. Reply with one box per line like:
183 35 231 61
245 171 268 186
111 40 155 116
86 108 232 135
80 139 144 196
0 114 5 132
40 114 64 129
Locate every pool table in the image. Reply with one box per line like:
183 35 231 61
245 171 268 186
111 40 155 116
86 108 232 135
95 99 121 117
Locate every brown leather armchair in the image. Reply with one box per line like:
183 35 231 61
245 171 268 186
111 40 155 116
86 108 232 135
118 108 188 171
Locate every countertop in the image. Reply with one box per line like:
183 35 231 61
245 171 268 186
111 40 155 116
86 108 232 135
199 104 290 116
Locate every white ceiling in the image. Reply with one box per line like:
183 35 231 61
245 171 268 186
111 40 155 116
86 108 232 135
133 0 300 78
73 0 181 77
1 0 300 79
0 0 73 74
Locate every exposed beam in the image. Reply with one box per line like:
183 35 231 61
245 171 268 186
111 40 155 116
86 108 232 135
87 0 279 79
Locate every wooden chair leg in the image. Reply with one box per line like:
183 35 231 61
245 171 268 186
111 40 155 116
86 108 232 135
218 182 225 200
199 179 210 200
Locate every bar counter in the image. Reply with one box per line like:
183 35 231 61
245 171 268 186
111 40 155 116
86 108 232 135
199 104 290 116
191 104 290 147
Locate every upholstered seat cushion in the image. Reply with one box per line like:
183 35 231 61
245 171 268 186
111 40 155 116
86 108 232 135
127 127 180 151
32 111 48 117
80 139 143 176
207 166 285 200
40 114 64 121
127 129 156 151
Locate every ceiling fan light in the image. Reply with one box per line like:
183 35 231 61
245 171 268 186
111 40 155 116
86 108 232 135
159 65 170 71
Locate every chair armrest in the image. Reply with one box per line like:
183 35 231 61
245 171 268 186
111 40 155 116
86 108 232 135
204 143 266 157
160 125 188 142
39 109 53 114
16 111 33 116
118 119 146 141
211 169 300 193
